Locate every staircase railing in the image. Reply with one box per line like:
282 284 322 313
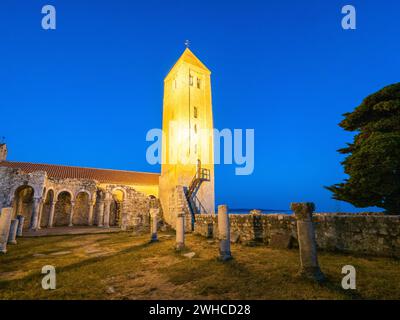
185 166 210 228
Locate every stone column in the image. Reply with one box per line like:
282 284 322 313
0 208 13 254
175 210 185 250
103 200 111 228
36 199 45 230
68 201 75 227
97 200 104 227
88 201 96 226
291 202 325 282
8 219 18 244
120 201 127 231
48 201 57 228
218 204 232 261
150 208 159 242
16 215 25 237
30 197 42 230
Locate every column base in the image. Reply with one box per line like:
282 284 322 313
298 266 326 282
150 233 158 242
218 250 233 262
175 242 185 251
8 240 17 245
68 224 73 227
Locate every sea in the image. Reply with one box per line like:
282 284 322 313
229 208 291 214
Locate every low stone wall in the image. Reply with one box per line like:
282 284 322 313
194 213 400 258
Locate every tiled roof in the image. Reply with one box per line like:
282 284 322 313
0 161 160 185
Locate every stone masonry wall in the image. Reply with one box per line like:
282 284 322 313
194 213 400 258
0 166 159 230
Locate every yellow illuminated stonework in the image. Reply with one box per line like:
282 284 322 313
159 48 215 228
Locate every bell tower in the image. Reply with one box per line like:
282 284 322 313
0 143 7 162
159 48 215 229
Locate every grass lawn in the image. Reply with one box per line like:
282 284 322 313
0 231 399 300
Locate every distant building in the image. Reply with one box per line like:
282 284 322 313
0 49 215 231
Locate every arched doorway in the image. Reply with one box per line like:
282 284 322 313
54 191 72 226
40 190 54 228
13 185 34 229
110 189 124 227
73 192 90 225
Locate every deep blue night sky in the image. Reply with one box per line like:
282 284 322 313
1 0 399 212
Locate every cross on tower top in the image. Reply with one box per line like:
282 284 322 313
184 40 190 48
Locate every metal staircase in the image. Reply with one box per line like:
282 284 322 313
185 164 210 226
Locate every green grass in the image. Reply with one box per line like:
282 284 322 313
0 232 399 300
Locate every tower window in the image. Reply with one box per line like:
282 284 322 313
197 78 201 89
194 106 198 118
194 144 197 154
189 75 193 86
194 124 197 134
174 79 177 89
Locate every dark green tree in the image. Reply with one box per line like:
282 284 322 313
327 83 400 214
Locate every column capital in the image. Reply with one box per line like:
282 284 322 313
33 197 42 203
290 202 315 221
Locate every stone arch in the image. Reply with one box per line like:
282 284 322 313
54 191 73 227
43 188 55 200
56 189 74 200
74 189 93 202
111 187 127 200
12 185 35 229
40 189 54 228
73 191 90 225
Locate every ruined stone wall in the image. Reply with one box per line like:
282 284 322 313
194 213 400 258
73 192 90 225
0 167 46 210
121 187 152 230
54 193 72 226
0 166 160 230
98 184 159 230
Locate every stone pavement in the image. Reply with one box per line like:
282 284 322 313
22 226 123 237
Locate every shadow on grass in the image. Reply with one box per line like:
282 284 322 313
0 240 157 290
318 276 364 300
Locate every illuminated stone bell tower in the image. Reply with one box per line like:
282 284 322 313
159 48 215 229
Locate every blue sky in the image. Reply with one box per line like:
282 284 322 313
1 0 399 212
